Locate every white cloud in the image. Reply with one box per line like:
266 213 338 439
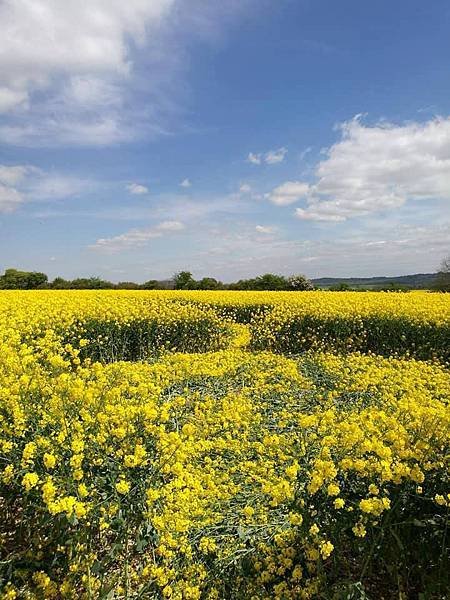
268 181 310 206
127 183 149 195
0 1 175 145
265 147 288 164
156 220 185 232
27 174 92 200
0 87 28 113
0 163 91 212
0 184 24 213
239 183 251 193
191 220 450 280
0 1 173 102
0 0 251 147
247 152 262 165
0 165 29 186
90 220 184 253
295 207 345 222
292 116 450 222
299 146 312 161
255 225 275 234
0 164 33 212
180 178 191 188
248 147 288 165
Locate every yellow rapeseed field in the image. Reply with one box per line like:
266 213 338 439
0 291 449 599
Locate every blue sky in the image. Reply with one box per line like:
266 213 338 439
0 0 449 282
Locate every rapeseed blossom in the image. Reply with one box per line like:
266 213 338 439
0 290 448 598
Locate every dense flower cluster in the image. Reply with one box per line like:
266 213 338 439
0 291 449 598
2 289 448 361
245 291 449 361
0 291 240 361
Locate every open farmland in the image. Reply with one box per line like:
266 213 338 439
0 291 449 599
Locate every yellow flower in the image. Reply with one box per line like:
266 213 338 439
74 501 87 518
285 463 299 480
43 452 57 470
243 506 255 518
72 468 84 481
116 479 130 495
1 584 17 599
70 453 83 469
22 472 39 491
319 540 334 559
182 423 196 438
359 497 391 516
292 565 303 581
1 289 449 598
1 464 14 484
42 478 56 504
289 512 303 526
199 536 217 553
22 441 36 463
352 523 367 538
33 572 51 589
77 483 89 498
327 482 340 497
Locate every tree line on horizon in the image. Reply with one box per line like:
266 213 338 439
0 269 314 291
0 260 448 292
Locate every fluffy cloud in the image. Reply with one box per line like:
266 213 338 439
278 116 450 222
239 183 252 193
255 225 275 234
265 147 288 164
0 88 29 113
90 220 185 253
0 1 173 98
247 152 262 165
0 1 176 145
248 147 288 165
0 185 24 213
0 1 249 146
28 174 92 200
0 164 30 212
0 163 91 212
295 207 345 222
127 183 149 195
0 165 29 187
180 178 191 188
268 181 310 206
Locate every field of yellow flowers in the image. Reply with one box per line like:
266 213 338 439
0 291 449 599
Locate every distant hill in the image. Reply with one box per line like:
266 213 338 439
312 273 437 289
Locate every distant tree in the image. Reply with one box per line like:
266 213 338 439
116 281 139 289
228 273 313 291
287 274 314 291
51 277 71 289
329 282 351 291
252 273 288 291
375 282 410 292
0 268 48 289
228 279 252 291
27 271 49 288
173 271 196 290
435 256 450 292
198 277 222 290
141 280 159 290
70 277 114 289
